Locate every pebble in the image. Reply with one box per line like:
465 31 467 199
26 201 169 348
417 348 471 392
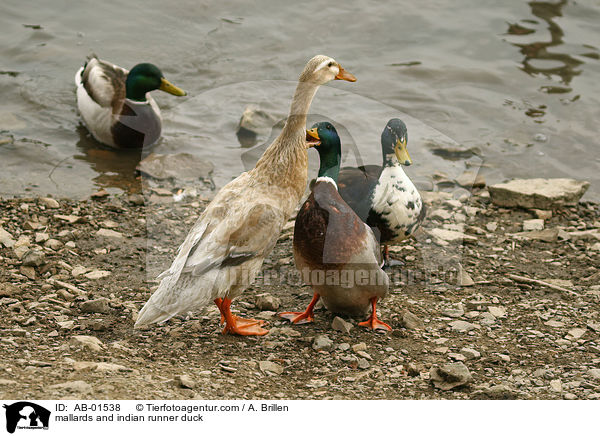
255 294 280 311
449 353 466 361
430 362 472 390
84 270 111 280
71 335 103 352
175 374 197 389
533 209 552 220
0 283 21 297
460 347 481 360
49 380 92 394
449 320 478 332
80 298 110 314
44 239 63 250
400 311 423 330
71 266 88 277
352 342 367 353
331 316 353 334
22 249 46 267
587 369 600 380
567 328 586 339
523 219 544 231
458 264 475 287
488 306 506 318
549 379 562 393
40 197 60 209
312 334 333 351
35 232 49 243
96 229 123 239
259 361 284 375
470 384 517 400
0 227 16 248
485 222 498 232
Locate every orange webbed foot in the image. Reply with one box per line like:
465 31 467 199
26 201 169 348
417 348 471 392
278 293 320 325
222 319 269 336
358 297 392 331
279 311 314 324
216 297 269 336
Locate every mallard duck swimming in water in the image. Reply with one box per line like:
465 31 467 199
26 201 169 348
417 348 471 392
134 56 356 336
337 119 425 265
75 56 186 149
280 121 391 331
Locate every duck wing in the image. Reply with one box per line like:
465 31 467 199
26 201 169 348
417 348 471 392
136 175 286 326
337 165 382 221
79 56 128 109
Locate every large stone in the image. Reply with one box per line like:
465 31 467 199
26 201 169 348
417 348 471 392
488 178 589 209
137 152 214 182
430 362 472 390
331 317 353 334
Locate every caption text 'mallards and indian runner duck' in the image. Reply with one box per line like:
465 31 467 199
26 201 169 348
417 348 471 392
135 56 356 335
75 55 186 149
279 122 391 331
337 119 425 265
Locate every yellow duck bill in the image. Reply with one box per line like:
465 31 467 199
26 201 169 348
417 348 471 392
159 78 187 96
395 138 412 165
306 127 321 148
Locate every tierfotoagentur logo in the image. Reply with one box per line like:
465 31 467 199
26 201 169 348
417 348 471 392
2 402 50 434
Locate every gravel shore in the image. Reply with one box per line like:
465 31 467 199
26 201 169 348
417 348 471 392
1 185 599 400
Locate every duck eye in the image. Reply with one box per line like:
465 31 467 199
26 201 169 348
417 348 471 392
328 62 333 68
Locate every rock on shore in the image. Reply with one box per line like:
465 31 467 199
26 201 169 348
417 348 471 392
488 178 589 209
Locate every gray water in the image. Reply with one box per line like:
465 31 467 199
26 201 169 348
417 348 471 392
1 0 599 199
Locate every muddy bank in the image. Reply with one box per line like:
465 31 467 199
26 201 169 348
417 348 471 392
0 185 599 400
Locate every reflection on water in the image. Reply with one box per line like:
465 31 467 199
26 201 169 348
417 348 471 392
73 125 143 193
506 0 583 91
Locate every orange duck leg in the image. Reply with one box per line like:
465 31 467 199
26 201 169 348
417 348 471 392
214 298 268 336
358 297 392 331
279 293 320 324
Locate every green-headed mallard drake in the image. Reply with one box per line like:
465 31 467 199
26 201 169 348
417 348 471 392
75 56 186 149
280 121 391 331
337 118 425 265
134 56 356 336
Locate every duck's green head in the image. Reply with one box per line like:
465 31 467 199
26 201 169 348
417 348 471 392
381 118 411 166
306 121 342 182
126 63 187 101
